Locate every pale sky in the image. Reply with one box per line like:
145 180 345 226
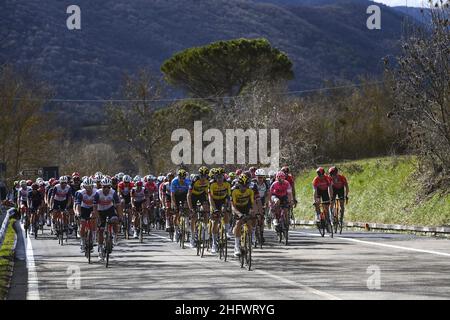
372 0 436 7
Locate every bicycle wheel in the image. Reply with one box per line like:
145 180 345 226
284 215 289 246
318 216 326 237
124 212 129 240
196 220 203 256
328 215 334 238
105 233 111 268
246 231 252 271
86 231 91 264
240 231 245 268
139 214 143 243
180 216 185 249
34 222 38 239
201 223 207 258
59 221 64 246
24 215 29 239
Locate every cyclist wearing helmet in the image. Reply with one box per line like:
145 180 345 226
75 177 97 253
144 175 158 203
161 172 174 231
17 180 30 216
254 169 270 242
170 169 191 241
227 172 237 186
313 167 333 222
269 171 293 230
248 167 257 179
94 173 103 190
49 176 73 235
118 175 134 209
281 166 297 207
93 177 122 261
28 183 44 235
231 174 255 257
131 180 150 239
187 166 210 248
208 167 231 253
110 176 119 192
328 166 349 218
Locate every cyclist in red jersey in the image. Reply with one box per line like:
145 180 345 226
328 166 349 219
281 166 297 207
269 171 293 229
312 167 333 222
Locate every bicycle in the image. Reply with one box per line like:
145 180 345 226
122 204 131 240
195 201 210 257
57 210 69 245
239 214 256 271
316 201 333 238
217 208 228 261
254 212 264 249
84 218 95 264
23 208 30 238
103 217 114 268
332 197 347 235
177 201 189 249
273 202 290 246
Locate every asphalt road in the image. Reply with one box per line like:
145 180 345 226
7 222 450 300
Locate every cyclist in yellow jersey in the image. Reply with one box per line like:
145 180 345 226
231 174 255 257
208 167 231 254
188 166 210 248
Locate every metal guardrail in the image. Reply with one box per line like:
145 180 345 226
295 220 450 234
0 206 12 247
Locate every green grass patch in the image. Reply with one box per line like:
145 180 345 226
294 156 450 226
0 218 17 300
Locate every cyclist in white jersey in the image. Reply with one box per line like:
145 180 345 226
93 177 122 261
75 177 97 253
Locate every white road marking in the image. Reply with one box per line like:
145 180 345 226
21 224 40 300
291 230 450 258
150 232 341 300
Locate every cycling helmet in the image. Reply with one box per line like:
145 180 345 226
136 181 143 187
72 172 80 178
31 183 39 190
276 171 286 180
167 172 175 179
228 172 236 180
134 175 142 182
316 167 325 175
117 172 125 181
111 176 118 183
281 166 290 174
101 177 112 186
208 168 217 178
60 176 69 183
157 176 165 183
249 166 257 173
14 180 19 186
268 170 276 178
48 178 55 185
255 169 266 177
19 180 26 187
199 166 209 176
215 167 225 176
190 173 197 180
36 177 43 183
238 174 249 186
235 169 243 175
243 171 252 179
123 175 132 183
328 166 338 175
95 171 103 177
83 177 94 187
177 169 187 178
26 180 33 186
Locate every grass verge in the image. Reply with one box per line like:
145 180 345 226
294 156 450 227
0 219 17 300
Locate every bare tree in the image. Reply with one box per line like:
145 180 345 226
387 1 450 178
